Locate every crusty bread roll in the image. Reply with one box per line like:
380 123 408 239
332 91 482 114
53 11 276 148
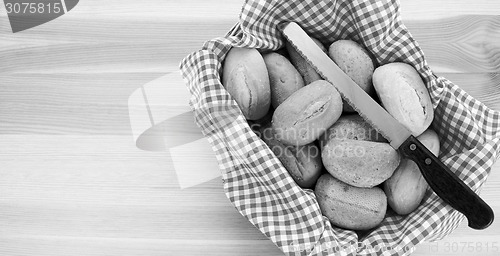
318 114 387 149
372 62 434 136
384 129 440 215
263 52 305 109
417 128 440 156
328 40 375 113
260 124 322 188
272 80 343 146
321 139 400 188
286 37 326 85
315 173 387 230
222 47 271 120
319 114 396 188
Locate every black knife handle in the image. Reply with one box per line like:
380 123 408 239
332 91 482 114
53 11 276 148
399 135 494 230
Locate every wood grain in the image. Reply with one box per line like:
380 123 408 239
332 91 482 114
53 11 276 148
399 0 500 20
406 15 500 73
1 0 500 255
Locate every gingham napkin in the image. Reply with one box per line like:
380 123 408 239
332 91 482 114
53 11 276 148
179 0 500 255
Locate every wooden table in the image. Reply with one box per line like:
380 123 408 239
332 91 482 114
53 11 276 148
1 1 499 255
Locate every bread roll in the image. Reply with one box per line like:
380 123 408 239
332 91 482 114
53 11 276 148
321 139 400 187
286 37 326 84
222 47 271 120
328 40 375 113
372 62 434 136
261 125 322 188
318 114 386 149
315 173 387 230
272 80 343 146
263 52 305 109
417 129 440 157
384 129 440 215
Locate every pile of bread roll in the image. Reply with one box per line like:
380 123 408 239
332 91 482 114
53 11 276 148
221 35 439 231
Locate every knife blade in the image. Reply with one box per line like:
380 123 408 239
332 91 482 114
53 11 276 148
281 22 493 230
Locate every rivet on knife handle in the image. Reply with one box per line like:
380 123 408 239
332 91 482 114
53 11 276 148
400 136 494 229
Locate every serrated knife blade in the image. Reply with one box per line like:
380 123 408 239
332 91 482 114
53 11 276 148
281 22 493 230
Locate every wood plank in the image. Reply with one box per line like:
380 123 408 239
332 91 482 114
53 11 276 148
0 0 245 20
0 135 276 249
0 22 233 74
0 236 281 256
406 16 500 73
0 72 193 134
399 0 500 20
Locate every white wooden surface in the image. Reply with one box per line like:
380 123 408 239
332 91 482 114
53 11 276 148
1 1 499 255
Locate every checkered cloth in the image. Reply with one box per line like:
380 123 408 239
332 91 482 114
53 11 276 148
179 0 500 255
